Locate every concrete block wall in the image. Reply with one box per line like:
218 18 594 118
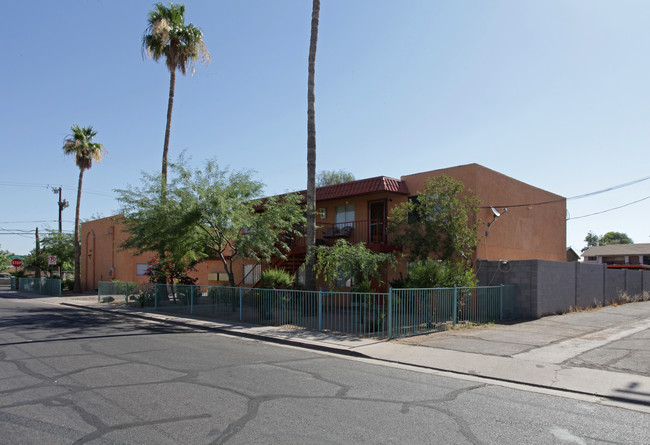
477 260 535 319
477 259 648 319
536 261 575 317
576 263 604 308
604 269 626 305
626 270 643 299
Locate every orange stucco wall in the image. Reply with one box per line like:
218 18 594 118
81 163 566 291
401 163 566 262
81 215 257 291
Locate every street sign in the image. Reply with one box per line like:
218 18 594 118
11 258 23 268
48 255 58 266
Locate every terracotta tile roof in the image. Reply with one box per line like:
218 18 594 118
265 176 409 205
315 176 409 201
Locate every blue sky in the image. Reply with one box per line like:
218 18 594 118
2 0 649 255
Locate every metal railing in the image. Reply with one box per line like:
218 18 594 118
98 282 517 340
291 219 395 248
17 277 62 296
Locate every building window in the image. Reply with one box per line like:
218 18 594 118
243 264 261 285
136 263 150 276
335 204 355 227
587 257 597 261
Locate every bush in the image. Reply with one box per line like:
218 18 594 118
63 278 74 291
407 259 477 288
260 268 295 289
351 280 373 293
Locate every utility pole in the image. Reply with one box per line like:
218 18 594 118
52 186 69 233
35 227 41 279
52 187 69 279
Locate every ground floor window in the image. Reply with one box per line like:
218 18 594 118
243 264 261 285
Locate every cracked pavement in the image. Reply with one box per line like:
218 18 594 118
1 295 649 443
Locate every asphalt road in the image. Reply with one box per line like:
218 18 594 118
1 296 648 444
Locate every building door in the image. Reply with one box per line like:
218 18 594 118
369 201 386 244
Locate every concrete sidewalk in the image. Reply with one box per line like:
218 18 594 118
3 288 650 411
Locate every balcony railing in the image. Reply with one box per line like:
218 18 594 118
292 219 394 248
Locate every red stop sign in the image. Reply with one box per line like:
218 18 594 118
11 258 23 268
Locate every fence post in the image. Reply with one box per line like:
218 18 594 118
190 286 194 314
125 282 129 304
239 287 243 321
388 288 393 340
318 291 323 331
452 284 457 326
499 284 504 321
154 284 158 310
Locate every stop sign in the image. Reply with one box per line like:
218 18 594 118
11 258 23 268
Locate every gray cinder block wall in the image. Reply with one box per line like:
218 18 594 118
477 260 648 319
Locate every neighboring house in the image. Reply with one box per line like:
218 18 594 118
566 247 581 262
582 243 650 267
81 163 567 291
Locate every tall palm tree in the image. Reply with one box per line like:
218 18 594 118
305 0 320 291
63 125 106 293
142 2 210 186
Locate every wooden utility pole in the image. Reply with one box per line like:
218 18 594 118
35 227 41 279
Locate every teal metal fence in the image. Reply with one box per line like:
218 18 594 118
10 276 17 290
18 277 62 296
97 282 517 340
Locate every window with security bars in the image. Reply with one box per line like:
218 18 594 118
243 264 261 285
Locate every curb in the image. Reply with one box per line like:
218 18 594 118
60 301 650 409
60 302 369 359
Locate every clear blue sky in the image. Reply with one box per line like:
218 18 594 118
2 0 649 256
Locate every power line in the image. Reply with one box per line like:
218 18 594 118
480 174 650 209
0 181 116 198
567 195 650 220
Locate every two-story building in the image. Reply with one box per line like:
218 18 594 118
81 163 566 291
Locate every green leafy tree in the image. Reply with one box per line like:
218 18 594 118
582 231 600 252
23 249 49 276
389 176 480 263
41 230 74 273
0 248 13 272
600 231 633 245
63 125 106 292
117 156 306 287
305 0 321 291
143 2 210 186
316 169 355 187
582 231 633 252
182 160 306 287
314 239 394 291
117 159 207 286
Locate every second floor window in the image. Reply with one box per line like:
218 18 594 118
335 204 355 227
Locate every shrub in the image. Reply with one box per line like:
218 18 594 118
407 259 477 288
63 278 74 291
260 268 295 289
351 280 373 293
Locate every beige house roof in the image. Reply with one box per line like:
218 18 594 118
582 243 650 257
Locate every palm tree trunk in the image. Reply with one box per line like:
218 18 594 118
162 69 176 187
73 168 84 293
305 0 320 291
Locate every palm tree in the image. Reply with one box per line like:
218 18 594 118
63 125 106 293
305 0 320 291
142 2 210 186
